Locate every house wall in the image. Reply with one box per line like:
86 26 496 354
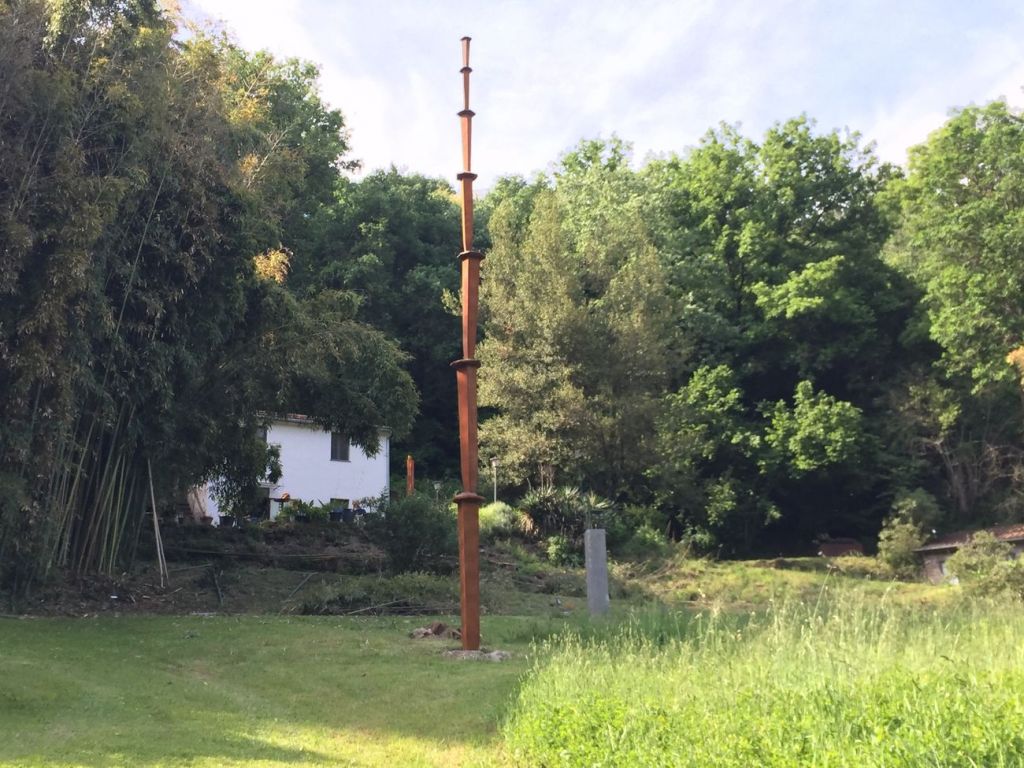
207 421 389 523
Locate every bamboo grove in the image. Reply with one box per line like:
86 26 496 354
0 0 418 590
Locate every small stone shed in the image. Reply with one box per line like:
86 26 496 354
915 523 1024 583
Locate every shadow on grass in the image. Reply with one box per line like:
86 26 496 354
0 614 564 767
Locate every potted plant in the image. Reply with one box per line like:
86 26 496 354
287 499 322 523
307 501 329 524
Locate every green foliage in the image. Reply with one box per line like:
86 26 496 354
944 531 1024 598
519 486 614 542
615 524 669 560
883 99 1024 527
763 380 864 475
876 516 925 577
0 3 416 587
211 443 281 518
6 4 1024 575
874 488 939 575
652 365 774 550
478 501 522 542
504 597 1024 766
545 535 581 568
886 100 1024 391
479 144 672 498
364 494 457 573
275 499 328 523
891 486 942 528
293 170 462 474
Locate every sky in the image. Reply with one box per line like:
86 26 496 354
183 0 1024 189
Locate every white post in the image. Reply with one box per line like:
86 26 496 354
584 528 610 616
490 457 498 504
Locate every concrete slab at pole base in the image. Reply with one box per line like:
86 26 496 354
585 528 610 616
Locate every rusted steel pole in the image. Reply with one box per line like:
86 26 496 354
406 454 415 496
452 35 484 651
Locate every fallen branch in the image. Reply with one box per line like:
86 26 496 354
282 572 315 605
168 562 214 574
342 599 411 616
211 569 224 608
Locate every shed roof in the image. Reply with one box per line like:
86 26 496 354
915 523 1024 553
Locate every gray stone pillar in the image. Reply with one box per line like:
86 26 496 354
584 528 610 616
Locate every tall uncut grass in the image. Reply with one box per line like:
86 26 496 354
503 589 1024 767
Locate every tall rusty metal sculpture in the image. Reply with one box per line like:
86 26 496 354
453 36 483 651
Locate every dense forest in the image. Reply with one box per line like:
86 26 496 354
1 0 1023 587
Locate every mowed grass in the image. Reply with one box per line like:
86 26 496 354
0 559 983 767
0 614 554 767
503 589 1024 767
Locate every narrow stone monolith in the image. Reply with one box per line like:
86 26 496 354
584 528 610 616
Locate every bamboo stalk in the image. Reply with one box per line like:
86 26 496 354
148 459 168 588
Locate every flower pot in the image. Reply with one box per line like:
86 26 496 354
219 515 236 528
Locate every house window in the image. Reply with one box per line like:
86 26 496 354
330 433 350 462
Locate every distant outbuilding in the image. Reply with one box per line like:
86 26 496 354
916 523 1024 583
816 537 865 558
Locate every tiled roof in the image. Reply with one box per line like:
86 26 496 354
915 523 1024 553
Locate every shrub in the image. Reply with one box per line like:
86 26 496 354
615 523 668 560
546 535 581 567
364 493 457 573
945 531 1024 597
877 515 925 577
276 498 328 522
877 488 939 577
520 487 614 541
479 501 522 541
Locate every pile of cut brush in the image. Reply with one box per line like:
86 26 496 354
298 574 461 616
410 620 461 640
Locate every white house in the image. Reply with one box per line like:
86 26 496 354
200 415 390 523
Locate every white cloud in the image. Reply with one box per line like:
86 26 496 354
182 0 1024 185
863 34 1024 166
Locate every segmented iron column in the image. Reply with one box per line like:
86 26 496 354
452 36 484 651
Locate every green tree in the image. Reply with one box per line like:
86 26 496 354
885 100 1024 529
886 101 1024 391
292 170 462 474
0 1 415 588
478 140 673 499
647 119 917 550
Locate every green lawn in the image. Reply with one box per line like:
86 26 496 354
0 556 964 767
0 614 550 767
